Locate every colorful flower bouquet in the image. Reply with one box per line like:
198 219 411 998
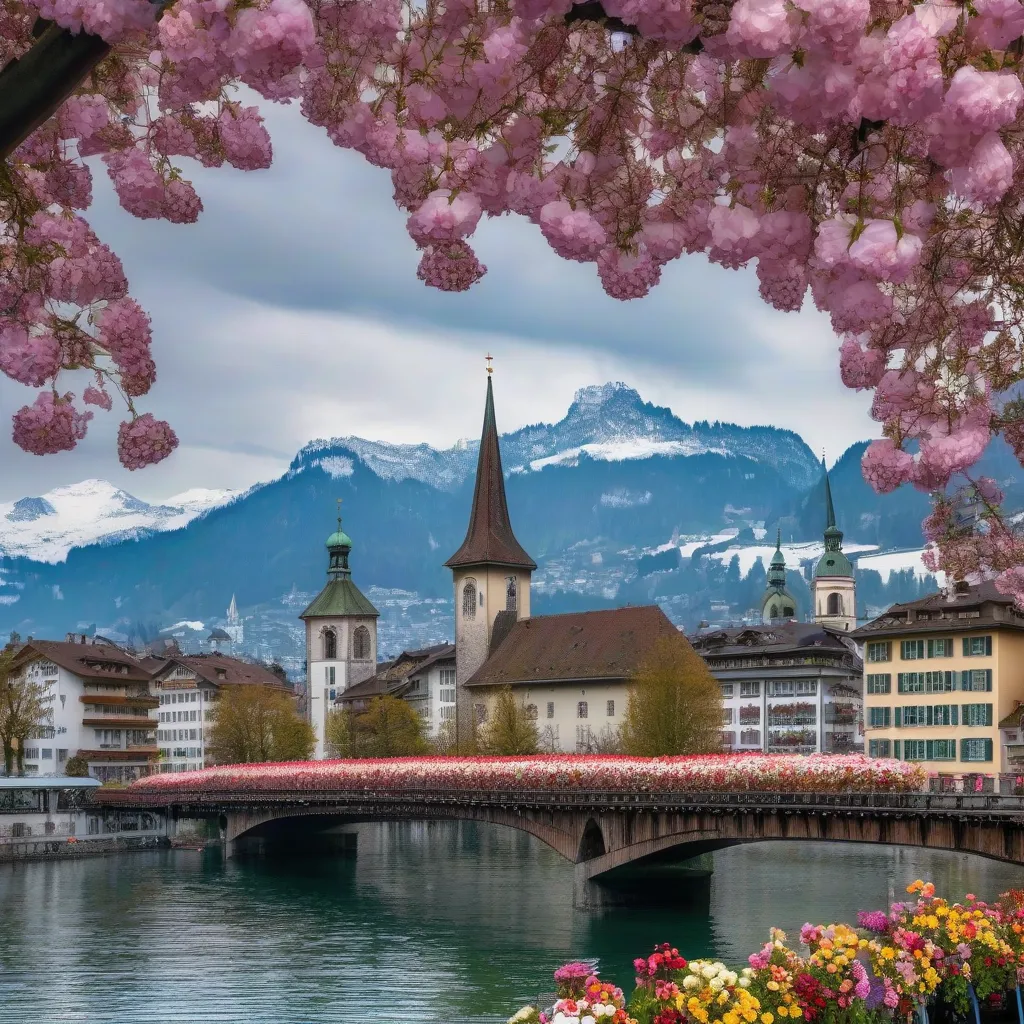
515 884 1024 1024
121 754 926 798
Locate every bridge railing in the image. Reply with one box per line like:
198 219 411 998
92 787 1024 816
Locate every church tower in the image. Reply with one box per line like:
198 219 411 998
812 459 856 632
445 363 536 743
761 530 797 624
300 508 380 758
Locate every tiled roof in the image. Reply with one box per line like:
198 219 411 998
299 578 379 619
154 653 289 689
850 581 1024 638
336 644 455 705
465 605 682 687
445 376 536 571
690 622 857 660
337 674 388 703
999 703 1024 730
17 640 151 682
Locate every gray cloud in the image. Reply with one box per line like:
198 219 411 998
0 95 877 502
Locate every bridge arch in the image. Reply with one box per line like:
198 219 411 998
577 818 606 862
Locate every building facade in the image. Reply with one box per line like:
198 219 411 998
852 582 1024 776
11 637 160 782
690 623 864 754
444 370 536 745
300 516 380 758
151 653 288 772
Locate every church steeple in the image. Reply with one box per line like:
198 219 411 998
812 457 856 631
761 527 796 624
823 457 843 552
444 373 536 571
325 502 354 580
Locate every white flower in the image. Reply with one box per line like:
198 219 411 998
723 972 738 987
582 1016 596 1024
683 976 700 991
709 978 725 992
738 978 751 989
701 965 718 979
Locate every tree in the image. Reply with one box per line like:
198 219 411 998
478 686 539 756
325 695 429 758
0 650 49 774
206 685 314 765
8 3 1024 593
620 636 724 757
63 753 90 777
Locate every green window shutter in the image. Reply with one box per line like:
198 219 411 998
963 638 970 656
985 738 993 762
962 704 969 723
894 740 902 759
951 705 959 726
986 705 993 727
986 669 993 692
960 738 967 761
926 740 934 760
947 671 954 691
986 636 993 656
961 670 971 689
894 706 902 727
897 674 905 693
926 639 933 658
925 706 933 727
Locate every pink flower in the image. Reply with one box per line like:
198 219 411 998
862 438 915 494
950 133 1015 206
416 241 487 292
117 413 179 470
943 66 1024 135
0 324 61 387
539 202 607 263
408 191 483 246
12 392 91 455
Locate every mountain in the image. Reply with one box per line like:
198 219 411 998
0 381 951 653
0 480 235 563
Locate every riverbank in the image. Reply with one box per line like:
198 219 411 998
0 833 168 863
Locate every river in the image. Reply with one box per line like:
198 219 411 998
1 823 1023 1024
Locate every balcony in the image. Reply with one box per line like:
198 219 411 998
82 717 156 729
824 704 859 726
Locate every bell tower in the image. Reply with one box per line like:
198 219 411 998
444 359 536 744
812 459 856 632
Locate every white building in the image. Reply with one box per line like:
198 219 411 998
11 636 160 782
150 653 292 772
336 644 456 742
300 515 379 758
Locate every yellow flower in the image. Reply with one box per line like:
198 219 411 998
881 948 896 961
767 982 780 992
761 1013 774 1023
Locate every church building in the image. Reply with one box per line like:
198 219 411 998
811 460 856 632
300 513 379 758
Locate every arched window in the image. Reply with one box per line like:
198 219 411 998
769 604 779 620
352 625 371 660
506 576 517 612
462 580 477 620
783 605 794 617
525 703 538 720
827 592 843 616
322 628 337 661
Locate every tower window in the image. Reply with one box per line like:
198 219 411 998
769 604 778 619
505 576 517 612
352 625 371 660
462 580 477 620
322 628 337 661
827 592 843 616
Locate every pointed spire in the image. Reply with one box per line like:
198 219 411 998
821 456 844 554
445 372 536 571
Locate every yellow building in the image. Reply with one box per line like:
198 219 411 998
851 582 1024 777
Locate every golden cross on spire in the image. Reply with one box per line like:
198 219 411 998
336 497 343 529
485 353 493 375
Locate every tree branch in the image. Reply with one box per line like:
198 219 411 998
0 22 112 161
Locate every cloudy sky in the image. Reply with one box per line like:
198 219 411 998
0 95 878 503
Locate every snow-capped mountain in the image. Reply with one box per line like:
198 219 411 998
0 480 235 563
293 382 823 491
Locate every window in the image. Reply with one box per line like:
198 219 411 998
720 730 735 747
720 684 734 697
577 701 588 719
740 729 761 746
440 668 456 689
866 674 891 694
897 673 925 694
903 740 927 761
900 640 925 660
796 681 817 696
867 642 891 663
740 682 760 697
474 703 487 725
768 681 794 697
869 739 891 757
325 665 335 686
827 592 844 616
352 625 371 660
505 576 517 612
929 705 957 726
925 671 955 693
961 738 994 762
927 639 953 658
322 628 337 660
929 740 956 761
868 707 891 728
963 636 993 657
961 669 992 692
722 708 734 725
902 706 927 727
526 704 538 720
606 700 615 717
440 706 455 720
962 703 994 727
547 702 554 719
462 580 477 620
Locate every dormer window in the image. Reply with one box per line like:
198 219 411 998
216 668 227 680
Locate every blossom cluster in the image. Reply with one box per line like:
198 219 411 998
8 0 1024 584
121 753 927 798
517 883 1024 1024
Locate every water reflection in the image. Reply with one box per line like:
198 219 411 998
1 823 1023 1024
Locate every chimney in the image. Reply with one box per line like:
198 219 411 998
65 632 77 643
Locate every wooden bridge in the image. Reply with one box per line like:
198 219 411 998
96 786 1024 905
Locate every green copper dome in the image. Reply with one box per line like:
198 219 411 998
326 529 352 549
814 549 854 578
